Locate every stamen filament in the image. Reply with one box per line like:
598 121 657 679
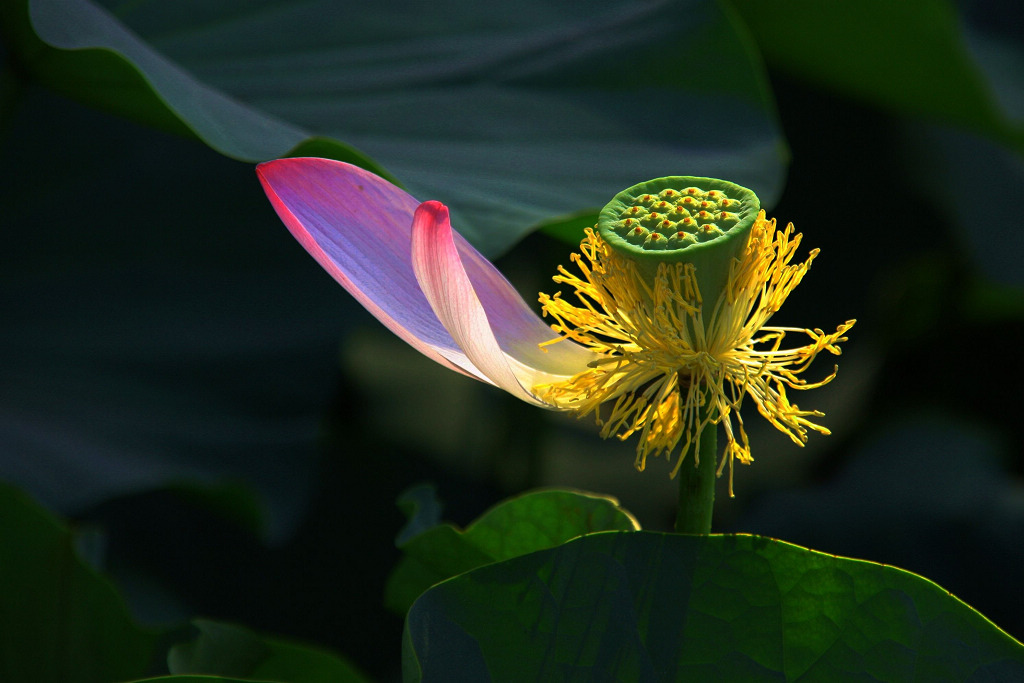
535 213 854 494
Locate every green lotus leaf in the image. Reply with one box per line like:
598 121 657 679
168 619 370 683
404 531 1024 681
0 483 160 683
386 487 640 614
3 0 786 255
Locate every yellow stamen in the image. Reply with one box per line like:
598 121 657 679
535 211 854 495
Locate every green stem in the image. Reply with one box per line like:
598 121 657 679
673 417 717 534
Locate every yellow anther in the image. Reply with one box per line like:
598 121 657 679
535 215 854 495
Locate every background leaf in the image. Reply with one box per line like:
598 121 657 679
128 678 274 683
0 0 385 170
0 483 160 683
404 531 1024 681
168 619 370 683
385 487 639 614
5 0 786 255
728 0 1023 151
725 0 1024 288
898 123 1024 287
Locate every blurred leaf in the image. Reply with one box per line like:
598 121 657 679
168 481 268 539
0 0 385 172
127 678 271 683
394 484 444 547
0 483 160 683
386 488 640 614
168 619 370 683
404 531 1024 681
729 0 1024 152
963 280 1024 323
727 0 1024 288
3 0 786 255
537 210 600 247
959 0 1024 127
900 123 1024 287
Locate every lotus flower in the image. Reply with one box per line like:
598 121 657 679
257 158 852 491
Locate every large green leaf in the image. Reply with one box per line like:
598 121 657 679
3 0 786 255
0 483 160 683
404 531 1024 681
0 0 384 171
385 487 639 614
167 619 370 683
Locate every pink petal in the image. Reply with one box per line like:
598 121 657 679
257 158 484 380
410 201 596 405
257 158 594 403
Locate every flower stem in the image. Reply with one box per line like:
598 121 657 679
673 418 717 534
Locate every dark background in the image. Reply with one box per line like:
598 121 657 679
3 2 1023 680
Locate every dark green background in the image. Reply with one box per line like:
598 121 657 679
2 0 1022 679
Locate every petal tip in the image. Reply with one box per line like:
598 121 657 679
414 200 449 226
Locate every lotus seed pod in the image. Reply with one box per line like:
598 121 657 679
598 176 760 300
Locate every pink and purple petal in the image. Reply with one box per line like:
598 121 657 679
411 201 542 404
257 158 484 380
258 157 595 404
410 201 596 404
